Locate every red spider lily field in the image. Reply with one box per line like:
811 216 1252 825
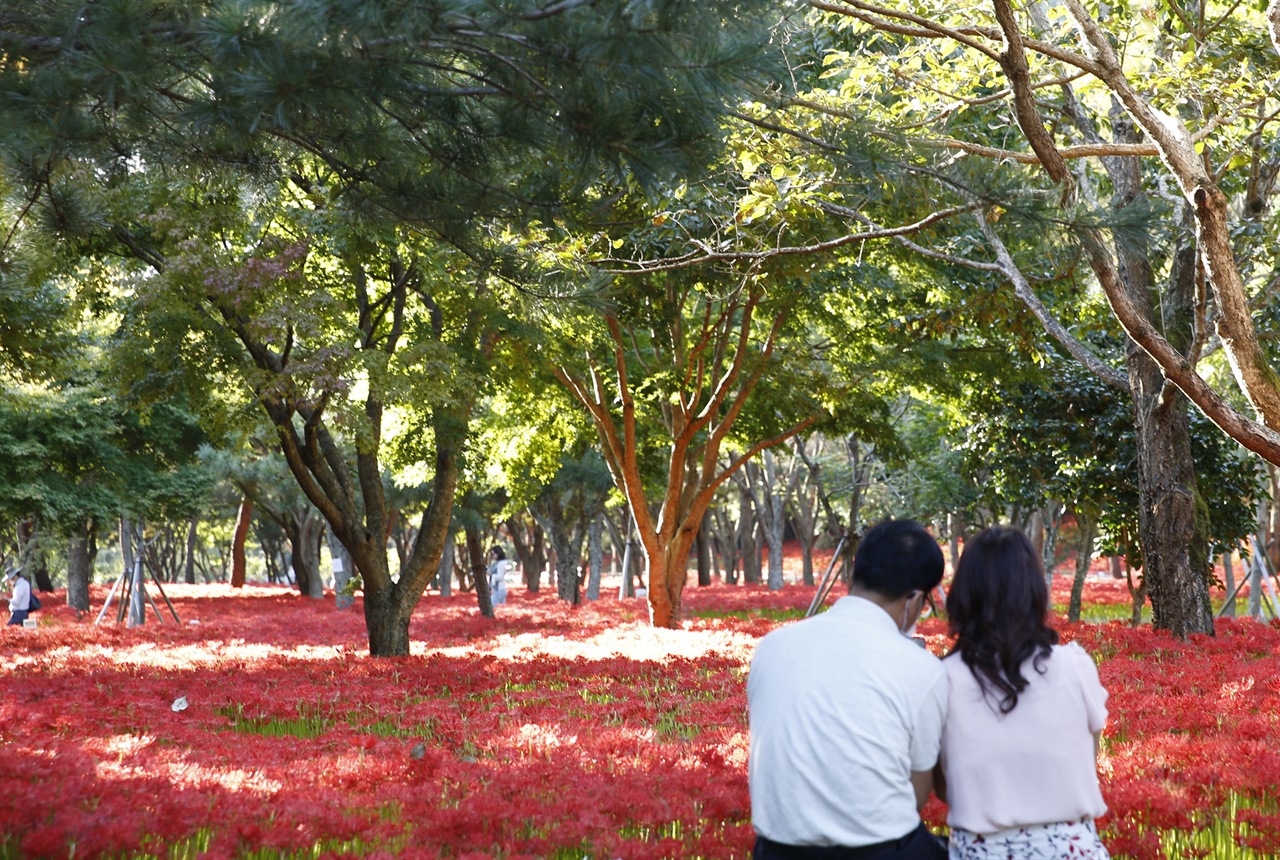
4 572 1280 860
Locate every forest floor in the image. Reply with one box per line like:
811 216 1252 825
2 564 1277 859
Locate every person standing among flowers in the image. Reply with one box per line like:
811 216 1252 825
6 566 32 626
487 546 509 606
939 526 1110 859
748 518 949 860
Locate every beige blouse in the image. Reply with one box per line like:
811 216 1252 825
940 642 1108 834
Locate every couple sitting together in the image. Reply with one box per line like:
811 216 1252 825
749 520 1109 860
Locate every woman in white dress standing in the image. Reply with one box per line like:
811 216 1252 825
939 526 1110 859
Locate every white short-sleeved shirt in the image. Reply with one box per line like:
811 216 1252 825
941 642 1108 834
8 576 30 612
748 596 948 846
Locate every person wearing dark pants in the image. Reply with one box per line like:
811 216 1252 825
7 567 31 626
748 519 949 860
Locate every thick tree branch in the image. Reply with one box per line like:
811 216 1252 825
974 211 1129 389
1056 0 1280 429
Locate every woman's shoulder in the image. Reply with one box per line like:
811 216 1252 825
1049 641 1104 681
1053 641 1095 662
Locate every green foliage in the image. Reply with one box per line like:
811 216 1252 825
0 381 214 532
955 355 1255 561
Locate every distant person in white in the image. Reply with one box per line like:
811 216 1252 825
487 546 509 606
748 519 949 860
938 527 1109 859
6 567 31 626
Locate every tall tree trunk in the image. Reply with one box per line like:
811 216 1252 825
1041 502 1063 591
465 527 494 618
507 516 541 593
620 518 637 598
123 518 146 627
947 512 963 577
714 504 740 585
327 528 354 610
291 511 325 598
1221 552 1237 618
1119 198 1214 636
1068 515 1096 622
67 520 93 613
738 487 761 585
552 531 579 604
436 536 454 597
184 518 197 585
644 529 699 628
695 509 713 587
231 498 253 588
586 515 604 600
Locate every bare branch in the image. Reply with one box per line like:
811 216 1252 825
596 206 972 273
810 0 1002 60
922 137 1159 162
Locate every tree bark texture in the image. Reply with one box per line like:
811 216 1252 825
1221 552 1237 618
231 498 253 588
66 521 93 613
435 537 454 597
587 515 604 600
1067 515 1096 622
183 518 197 585
465 527 495 618
695 510 712 587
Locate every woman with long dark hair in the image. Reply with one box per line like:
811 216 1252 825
939 526 1110 859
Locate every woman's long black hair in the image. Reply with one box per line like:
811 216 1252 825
946 526 1058 714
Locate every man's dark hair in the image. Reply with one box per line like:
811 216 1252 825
851 519 944 598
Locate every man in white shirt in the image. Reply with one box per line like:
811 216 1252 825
7 567 32 626
748 519 948 859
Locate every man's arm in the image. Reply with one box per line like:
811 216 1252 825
910 769 934 812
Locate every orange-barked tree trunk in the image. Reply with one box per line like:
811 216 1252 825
555 283 821 629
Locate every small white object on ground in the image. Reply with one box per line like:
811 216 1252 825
171 696 189 712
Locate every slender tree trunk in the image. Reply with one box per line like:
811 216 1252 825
1127 559 1148 628
1041 502 1063 591
696 509 713 587
1221 552 1237 618
739 488 761 585
327 528 354 610
797 526 816 586
552 532 579 603
465 527 494 618
436 537 454 596
290 511 325 598
714 504 740 585
1270 468 1280 572
620 521 636 598
231 498 253 588
184 518 197 585
948 513 962 577
1068 515 1096 622
123 518 146 627
586 515 604 600
67 520 93 613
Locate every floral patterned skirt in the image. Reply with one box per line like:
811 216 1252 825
949 820 1110 860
